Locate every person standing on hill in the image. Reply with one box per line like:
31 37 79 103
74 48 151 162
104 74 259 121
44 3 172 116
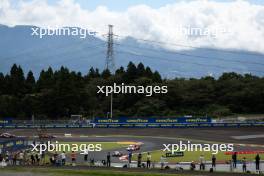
255 154 260 171
146 152 151 169
128 150 132 164
232 152 237 168
199 155 205 170
137 153 142 168
242 157 247 173
106 152 111 167
71 151 76 166
160 155 166 170
84 147 89 164
61 151 66 166
212 154 216 169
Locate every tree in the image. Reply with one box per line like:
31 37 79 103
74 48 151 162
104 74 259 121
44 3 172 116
101 69 111 79
37 67 54 90
9 64 25 95
95 68 100 77
145 66 153 78
0 62 264 119
115 66 125 75
137 63 145 77
88 67 96 78
26 70 35 93
0 73 5 94
152 71 162 83
124 62 137 82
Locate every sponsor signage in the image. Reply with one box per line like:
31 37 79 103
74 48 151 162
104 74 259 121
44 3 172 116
94 117 212 124
225 151 264 155
166 152 184 157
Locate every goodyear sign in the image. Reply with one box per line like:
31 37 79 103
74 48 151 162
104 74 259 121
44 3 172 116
94 117 212 124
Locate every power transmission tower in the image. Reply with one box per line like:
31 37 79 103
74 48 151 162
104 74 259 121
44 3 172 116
106 24 115 72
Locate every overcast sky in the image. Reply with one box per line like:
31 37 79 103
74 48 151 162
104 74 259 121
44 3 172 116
1 0 264 53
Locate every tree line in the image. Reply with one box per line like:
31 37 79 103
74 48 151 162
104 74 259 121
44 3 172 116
0 62 264 119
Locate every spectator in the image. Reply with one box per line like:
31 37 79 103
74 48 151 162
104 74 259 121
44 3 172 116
137 153 142 168
0 157 7 167
54 152 60 167
199 155 205 170
255 154 260 171
190 161 196 171
41 151 45 165
19 151 24 165
5 151 10 165
35 153 40 165
146 152 151 169
24 151 29 165
160 155 166 170
50 155 55 165
211 154 216 169
13 152 17 166
229 160 233 172
242 157 247 172
61 151 66 166
232 152 237 168
71 151 76 166
128 150 132 164
84 147 89 163
30 152 35 165
106 152 111 167
0 154 3 162
90 158 95 167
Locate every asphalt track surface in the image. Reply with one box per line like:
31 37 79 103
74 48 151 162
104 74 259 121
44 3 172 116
2 127 263 144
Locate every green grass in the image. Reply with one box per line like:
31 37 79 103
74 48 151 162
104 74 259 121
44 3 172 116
132 150 264 163
1 167 184 176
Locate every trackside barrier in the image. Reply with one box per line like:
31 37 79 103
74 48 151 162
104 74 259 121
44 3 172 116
0 123 264 128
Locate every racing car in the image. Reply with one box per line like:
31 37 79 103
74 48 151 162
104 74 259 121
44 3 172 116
126 144 140 151
0 132 16 138
38 133 55 139
112 151 124 157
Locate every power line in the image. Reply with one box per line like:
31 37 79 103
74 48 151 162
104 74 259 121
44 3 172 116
3 41 106 65
2 37 106 63
115 49 264 74
115 35 264 57
55 49 105 65
113 42 264 66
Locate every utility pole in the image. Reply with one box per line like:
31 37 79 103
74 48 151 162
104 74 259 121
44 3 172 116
106 24 115 72
110 92 113 118
106 25 114 119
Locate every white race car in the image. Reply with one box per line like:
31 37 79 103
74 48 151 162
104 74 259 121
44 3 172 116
0 133 16 138
112 151 123 157
126 144 140 151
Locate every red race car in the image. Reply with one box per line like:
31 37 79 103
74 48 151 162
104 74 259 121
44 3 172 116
38 133 55 139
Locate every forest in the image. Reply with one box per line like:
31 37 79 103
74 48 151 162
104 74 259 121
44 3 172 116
0 62 264 119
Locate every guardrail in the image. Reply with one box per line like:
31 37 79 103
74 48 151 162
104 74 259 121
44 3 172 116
0 122 264 128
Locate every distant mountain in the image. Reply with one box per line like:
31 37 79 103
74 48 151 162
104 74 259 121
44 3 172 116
0 24 263 78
